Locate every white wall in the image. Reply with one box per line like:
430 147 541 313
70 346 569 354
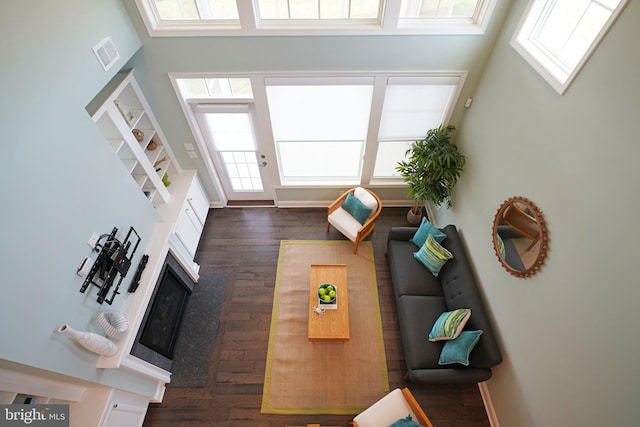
0 0 163 397
441 1 640 425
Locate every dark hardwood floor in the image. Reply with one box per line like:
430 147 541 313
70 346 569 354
143 207 490 427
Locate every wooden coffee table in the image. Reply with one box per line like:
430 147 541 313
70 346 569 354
308 264 349 342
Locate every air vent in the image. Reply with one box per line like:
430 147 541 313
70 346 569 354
92 37 120 71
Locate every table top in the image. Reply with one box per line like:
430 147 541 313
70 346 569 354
308 264 349 341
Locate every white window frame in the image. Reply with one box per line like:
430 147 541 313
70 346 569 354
265 77 375 185
511 0 629 95
170 71 466 192
134 0 497 36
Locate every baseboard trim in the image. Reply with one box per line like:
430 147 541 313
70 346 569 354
478 381 500 427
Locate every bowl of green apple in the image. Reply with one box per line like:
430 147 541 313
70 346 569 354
318 283 337 304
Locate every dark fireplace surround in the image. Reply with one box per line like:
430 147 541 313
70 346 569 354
131 252 194 369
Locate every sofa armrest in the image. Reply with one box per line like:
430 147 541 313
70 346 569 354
387 227 418 243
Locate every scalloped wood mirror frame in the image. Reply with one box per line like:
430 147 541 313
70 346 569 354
492 196 548 278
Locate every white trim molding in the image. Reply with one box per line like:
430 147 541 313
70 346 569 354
479 381 500 427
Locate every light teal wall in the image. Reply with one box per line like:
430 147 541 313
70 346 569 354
0 1 163 397
440 1 640 425
121 0 512 204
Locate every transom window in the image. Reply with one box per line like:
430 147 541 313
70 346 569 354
257 0 381 20
511 0 629 94
400 0 479 19
135 0 495 35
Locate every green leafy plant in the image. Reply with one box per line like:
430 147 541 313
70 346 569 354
396 125 466 215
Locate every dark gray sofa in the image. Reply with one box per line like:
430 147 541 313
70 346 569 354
387 224 502 384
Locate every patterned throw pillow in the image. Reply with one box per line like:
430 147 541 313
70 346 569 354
413 234 453 277
342 192 372 225
438 330 483 366
496 233 506 258
410 217 447 247
428 308 471 342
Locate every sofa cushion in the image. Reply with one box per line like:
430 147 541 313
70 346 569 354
437 225 503 369
396 295 448 370
328 207 362 241
387 240 443 297
413 234 454 277
428 308 471 342
411 217 447 247
438 330 483 366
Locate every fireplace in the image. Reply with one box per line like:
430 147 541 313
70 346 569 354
131 252 194 365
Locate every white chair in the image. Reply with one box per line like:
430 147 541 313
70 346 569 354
327 187 382 254
350 388 434 427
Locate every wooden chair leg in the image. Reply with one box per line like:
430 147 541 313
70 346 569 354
326 220 331 232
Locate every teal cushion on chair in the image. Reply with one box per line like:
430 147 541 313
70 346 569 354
411 217 447 247
413 234 453 277
342 192 372 225
438 330 483 366
389 415 422 427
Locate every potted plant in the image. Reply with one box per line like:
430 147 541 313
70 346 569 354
396 125 466 224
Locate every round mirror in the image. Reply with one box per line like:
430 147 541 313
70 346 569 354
492 196 548 278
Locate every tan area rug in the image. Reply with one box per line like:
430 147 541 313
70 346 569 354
261 240 389 415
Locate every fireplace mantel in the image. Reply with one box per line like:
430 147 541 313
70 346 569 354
95 170 209 403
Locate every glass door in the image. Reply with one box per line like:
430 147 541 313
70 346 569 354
195 104 273 202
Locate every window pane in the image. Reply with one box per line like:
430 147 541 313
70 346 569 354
321 0 349 19
351 0 381 18
156 0 199 20
278 141 363 179
155 0 238 20
221 151 263 191
257 0 380 20
400 0 479 18
258 0 289 19
266 84 373 141
540 2 610 68
373 140 412 178
512 0 625 94
203 112 256 151
178 78 253 98
378 84 456 140
289 0 318 19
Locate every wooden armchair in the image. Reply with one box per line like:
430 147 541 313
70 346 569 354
502 202 540 251
350 388 433 427
326 187 382 254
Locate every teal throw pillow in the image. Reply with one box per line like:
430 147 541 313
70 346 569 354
389 415 422 427
413 234 453 277
411 217 447 247
342 192 372 225
438 330 483 366
428 308 471 342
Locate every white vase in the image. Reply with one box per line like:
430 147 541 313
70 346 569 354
57 324 118 356
97 310 129 340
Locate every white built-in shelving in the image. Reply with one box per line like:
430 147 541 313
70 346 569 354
89 70 179 206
